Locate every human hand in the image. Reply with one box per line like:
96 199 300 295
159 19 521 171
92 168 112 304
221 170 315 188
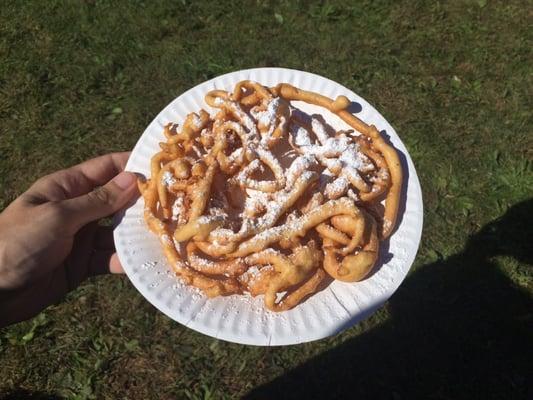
0 152 138 327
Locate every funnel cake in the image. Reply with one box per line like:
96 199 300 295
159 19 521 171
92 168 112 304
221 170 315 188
138 80 402 311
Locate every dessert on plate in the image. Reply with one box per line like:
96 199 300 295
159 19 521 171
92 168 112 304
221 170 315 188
138 80 402 312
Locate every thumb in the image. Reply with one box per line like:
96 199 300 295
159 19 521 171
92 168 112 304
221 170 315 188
60 171 138 230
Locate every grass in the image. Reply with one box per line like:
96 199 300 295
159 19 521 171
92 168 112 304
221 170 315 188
0 0 531 398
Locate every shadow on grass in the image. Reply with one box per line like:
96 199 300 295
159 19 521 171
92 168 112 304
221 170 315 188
0 389 63 400
246 199 533 399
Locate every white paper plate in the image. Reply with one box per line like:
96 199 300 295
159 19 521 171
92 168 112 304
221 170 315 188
114 67 423 346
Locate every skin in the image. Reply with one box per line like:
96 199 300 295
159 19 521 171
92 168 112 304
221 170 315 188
0 152 139 328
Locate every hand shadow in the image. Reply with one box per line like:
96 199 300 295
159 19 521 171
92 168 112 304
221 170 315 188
245 199 533 399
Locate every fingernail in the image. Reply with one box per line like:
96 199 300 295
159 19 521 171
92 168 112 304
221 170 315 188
112 171 136 190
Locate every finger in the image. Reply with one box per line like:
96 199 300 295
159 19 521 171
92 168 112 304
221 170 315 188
109 253 125 274
60 171 138 232
27 152 131 201
72 152 131 188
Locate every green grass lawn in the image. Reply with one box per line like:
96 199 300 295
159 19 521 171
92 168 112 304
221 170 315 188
1 0 531 399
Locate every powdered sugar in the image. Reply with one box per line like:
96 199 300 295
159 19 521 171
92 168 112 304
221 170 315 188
189 253 216 269
234 159 263 186
256 97 289 146
196 215 223 225
161 234 173 246
231 101 258 139
190 113 202 129
339 145 367 170
209 227 235 241
228 147 243 162
191 144 204 158
240 265 261 284
289 113 375 191
311 116 330 144
346 188 360 202
325 176 349 199
161 171 177 187
256 147 284 182
171 195 186 223
285 154 317 188
242 188 270 218
294 125 312 146
257 97 282 128
208 207 228 218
